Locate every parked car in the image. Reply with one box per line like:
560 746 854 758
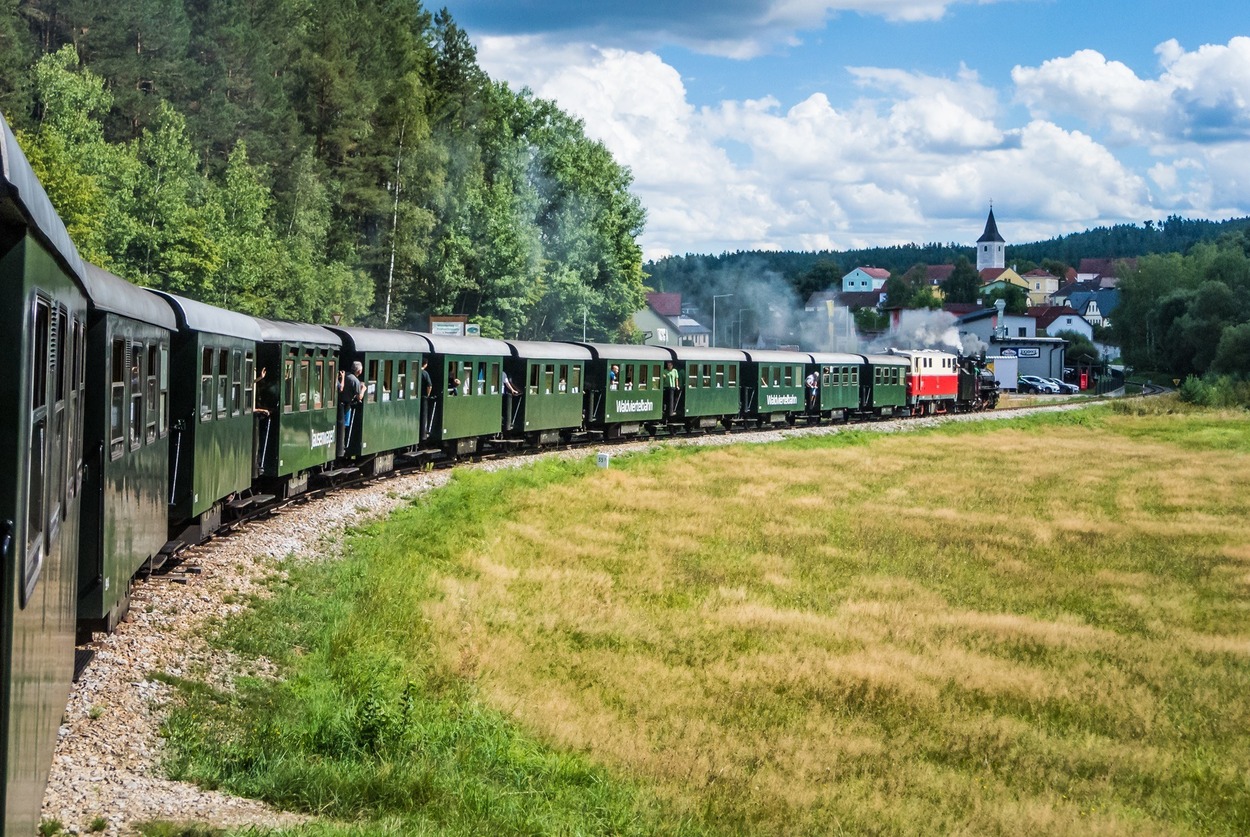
1046 377 1080 394
1017 375 1059 394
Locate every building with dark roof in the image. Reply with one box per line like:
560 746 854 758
632 292 711 347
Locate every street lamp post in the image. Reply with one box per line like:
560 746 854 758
736 307 750 349
712 294 734 348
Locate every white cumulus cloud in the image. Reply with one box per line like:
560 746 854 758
476 34 1241 260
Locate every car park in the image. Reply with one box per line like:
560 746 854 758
1017 375 1059 394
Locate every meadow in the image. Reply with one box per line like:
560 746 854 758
157 401 1250 836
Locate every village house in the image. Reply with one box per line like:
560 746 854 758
841 266 890 292
632 292 711 347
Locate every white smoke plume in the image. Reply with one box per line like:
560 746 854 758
869 309 960 353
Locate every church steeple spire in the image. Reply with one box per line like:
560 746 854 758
976 205 1006 272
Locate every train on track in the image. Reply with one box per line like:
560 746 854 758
1 112 997 833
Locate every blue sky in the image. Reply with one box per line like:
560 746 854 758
442 0 1250 260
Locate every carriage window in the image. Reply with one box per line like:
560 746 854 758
53 308 67 404
325 359 337 408
460 362 473 395
283 359 295 413
557 364 568 393
200 347 213 422
623 365 634 390
396 360 406 400
114 340 131 447
67 318 83 500
382 359 394 402
490 362 500 395
851 367 859 385
571 365 582 394
216 348 229 418
230 350 242 416
772 367 782 388
760 369 768 387
244 352 255 415
298 359 311 411
636 364 647 391
783 366 793 387
728 365 737 388
702 365 712 388
544 364 555 395
475 362 486 395
130 342 144 450
27 297 51 572
841 367 850 386
715 365 725 388
154 343 165 435
362 359 375 404
146 345 159 442
688 365 698 387
529 365 540 395
313 360 325 409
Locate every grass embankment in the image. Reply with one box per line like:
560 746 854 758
159 402 1250 836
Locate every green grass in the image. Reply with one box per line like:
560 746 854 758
161 459 699 836
159 409 1250 836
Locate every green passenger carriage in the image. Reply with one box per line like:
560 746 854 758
809 352 865 422
1 113 89 836
414 333 509 456
155 292 263 537
502 341 590 445
741 349 809 425
571 342 668 438
861 353 909 416
78 264 176 635
668 346 746 430
328 326 426 473
253 319 341 496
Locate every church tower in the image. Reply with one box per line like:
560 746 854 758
976 206 1006 273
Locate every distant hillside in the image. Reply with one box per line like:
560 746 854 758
645 215 1250 294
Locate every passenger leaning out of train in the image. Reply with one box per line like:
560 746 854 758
805 370 819 412
421 359 433 398
663 360 680 418
339 362 365 425
254 367 271 416
608 364 620 390
446 362 460 395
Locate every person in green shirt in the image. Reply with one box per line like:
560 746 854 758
663 360 681 419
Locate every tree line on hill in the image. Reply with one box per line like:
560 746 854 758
648 220 1250 383
1115 229 1250 381
1 0 646 338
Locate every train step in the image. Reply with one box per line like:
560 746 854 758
73 648 95 683
322 466 361 480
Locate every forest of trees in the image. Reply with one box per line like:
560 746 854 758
1115 229 1250 380
0 0 646 338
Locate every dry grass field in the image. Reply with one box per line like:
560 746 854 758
422 406 1249 835
163 403 1250 836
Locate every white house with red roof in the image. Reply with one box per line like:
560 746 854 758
1029 305 1093 341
